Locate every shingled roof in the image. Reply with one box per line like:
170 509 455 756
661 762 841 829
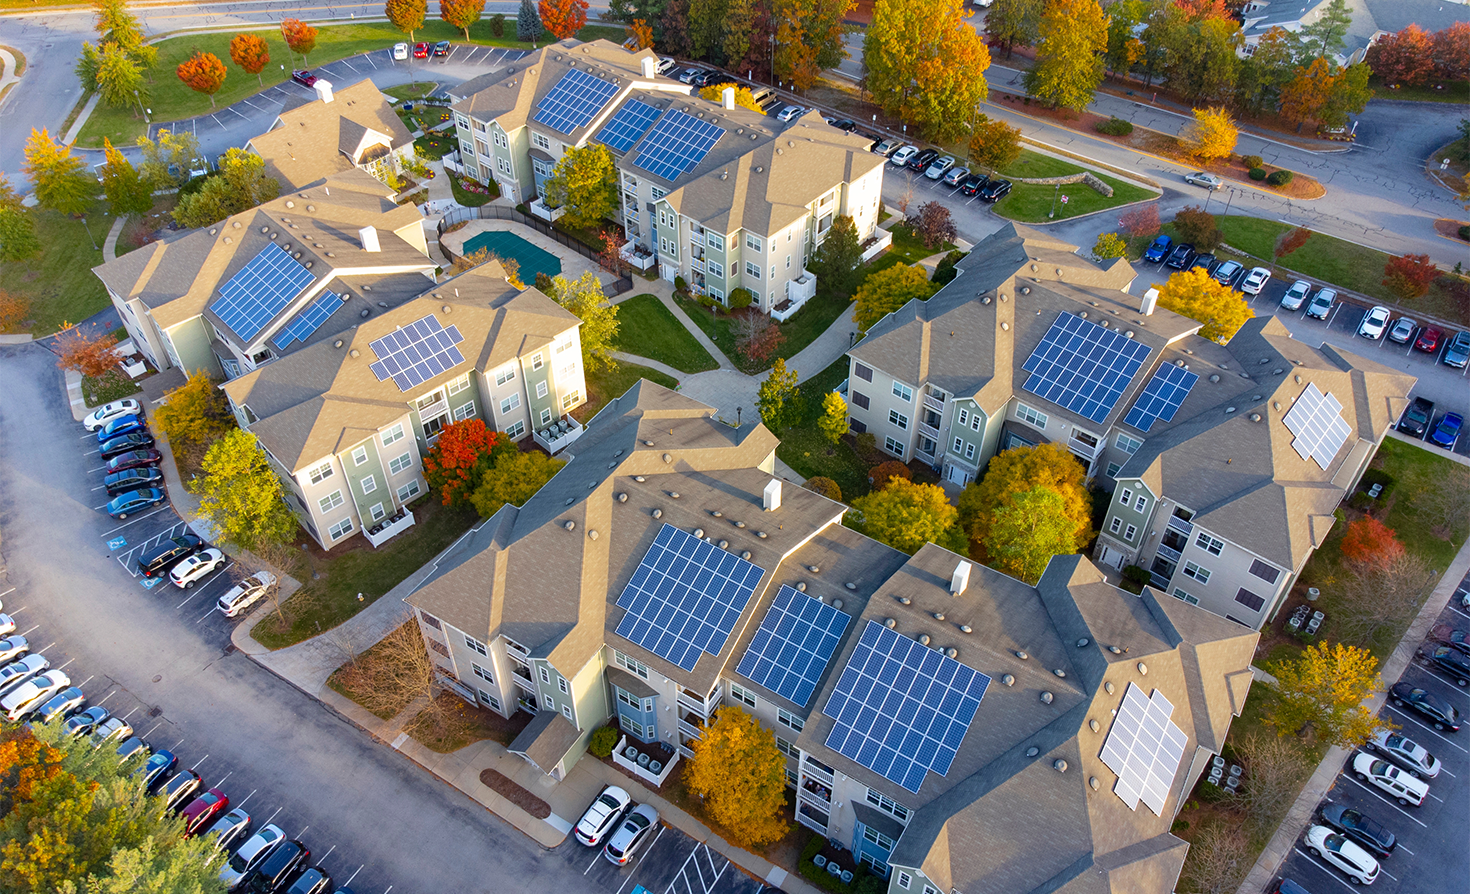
248 79 414 191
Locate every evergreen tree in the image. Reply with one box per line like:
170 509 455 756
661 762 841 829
517 0 543 41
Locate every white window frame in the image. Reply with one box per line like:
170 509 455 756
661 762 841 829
1124 524 1137 541
369 502 386 522
1106 462 1122 478
1195 532 1224 556
536 381 548 399
891 381 912 402
1016 403 1048 429
1172 588 1200 605
707 232 723 250
308 461 334 485
745 261 761 278
1116 432 1142 454
449 373 472 395
465 636 488 656
1119 488 1134 506
531 353 544 371
479 689 501 711
746 234 762 252
381 424 405 447
953 437 964 454
729 683 757 709
1134 495 1148 512
777 707 804 732
964 442 976 460
539 667 551 685
506 419 525 439
500 393 521 414
884 436 905 457
494 366 515 387
614 650 649 679
1183 561 1212 584
888 409 908 430
896 873 912 890
361 475 376 495
707 260 724 278
866 787 910 821
319 490 344 512
389 452 413 475
328 518 353 540
397 479 422 501
558 677 569 694
562 391 580 411
957 409 968 427
351 445 368 466
532 132 550 151
1110 517 1123 534
453 401 476 422
540 407 554 425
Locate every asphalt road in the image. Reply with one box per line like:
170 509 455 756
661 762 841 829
550 820 768 894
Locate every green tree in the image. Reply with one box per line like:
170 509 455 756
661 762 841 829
192 429 299 551
550 271 620 373
984 0 1044 58
807 214 864 297
772 0 853 91
688 0 728 62
1138 0 1187 88
854 263 934 333
850 478 960 555
136 129 202 189
1024 0 1109 111
101 138 153 217
1158 17 1241 105
542 143 618 230
984 486 1078 584
153 370 233 454
863 0 991 142
0 175 42 263
756 358 801 431
1235 26 1295 114
967 114 1022 172
1104 0 1147 75
1157 267 1254 342
470 450 566 517
173 148 281 228
1265 641 1391 747
817 391 848 447
93 41 146 111
23 128 97 216
1322 61 1372 127
685 706 790 848
1297 0 1352 61
1092 232 1127 261
957 442 1090 550
386 0 427 41
722 0 755 72
92 0 145 50
517 0 542 41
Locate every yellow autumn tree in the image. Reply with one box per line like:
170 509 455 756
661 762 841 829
1157 267 1254 343
1265 641 1393 748
1180 106 1238 162
699 84 765 113
685 706 790 848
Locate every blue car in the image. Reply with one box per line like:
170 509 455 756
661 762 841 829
106 488 166 519
139 749 177 792
1430 412 1463 450
1142 234 1172 263
97 414 146 443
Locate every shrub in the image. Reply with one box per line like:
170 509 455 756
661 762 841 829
588 726 619 758
869 460 912 490
728 287 754 310
674 276 688 293
932 249 968 285
1360 469 1395 499
1242 155 1263 170
490 12 505 36
1459 225 1470 241
1096 116 1133 136
1349 492 1376 513
1266 170 1294 187
1248 167 1267 181
804 476 843 501
1120 564 1151 594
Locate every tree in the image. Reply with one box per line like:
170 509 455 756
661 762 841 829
0 290 29 332
1381 253 1439 300
1279 57 1336 128
1265 641 1391 747
1273 226 1310 270
850 478 960 555
1177 822 1251 894
1432 22 1470 81
176 50 227 107
1138 0 1188 87
153 369 232 455
1103 0 1147 75
854 263 935 333
387 0 427 42
542 143 617 229
1120 203 1160 238
1333 552 1436 648
733 312 785 362
23 128 97 216
659 0 691 56
190 430 298 551
100 139 153 219
869 459 911 490
1417 463 1470 541
985 486 1078 584
280 19 318 64
772 0 853 91
55 328 123 378
470 449 566 517
333 620 440 724
539 0 588 39
173 148 281 228
1158 17 1241 104
1365 24 1435 87
1024 0 1108 111
807 214 863 297
722 0 755 71
818 392 848 447
1180 106 1237 162
0 175 41 263
1340 516 1404 571
136 128 202 189
1157 267 1253 342
907 201 956 250
804 477 842 501
957 442 1090 548
422 418 511 506
699 83 764 113
1092 232 1127 261
551 271 620 372
440 0 486 39
756 358 800 431
864 0 992 143
1322 62 1372 127
93 42 146 111
627 18 655 50
93 0 145 50
984 0 1044 59
517 0 543 40
1236 25 1296 115
967 115 1022 172
1297 0 1351 62
1171 204 1220 251
1228 733 1315 838
685 706 789 848
229 33 271 87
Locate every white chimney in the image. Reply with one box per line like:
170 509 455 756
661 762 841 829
950 561 971 596
358 226 380 252
1140 288 1159 316
722 86 735 111
641 56 657 78
763 479 782 512
313 79 334 104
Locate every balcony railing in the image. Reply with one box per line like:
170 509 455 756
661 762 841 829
1167 515 1195 536
677 691 720 718
1068 435 1106 462
678 717 703 739
918 422 941 440
415 397 447 421
801 778 832 803
619 241 656 271
1156 542 1182 563
533 416 584 455
923 394 945 413
513 665 534 684
801 758 834 784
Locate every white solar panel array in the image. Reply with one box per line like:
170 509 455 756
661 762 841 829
1282 383 1353 470
1098 682 1189 816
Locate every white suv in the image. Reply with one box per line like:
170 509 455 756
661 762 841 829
218 571 276 618
1304 824 1379 885
84 399 142 432
170 548 226 589
2 670 70 721
1352 752 1428 806
220 823 285 890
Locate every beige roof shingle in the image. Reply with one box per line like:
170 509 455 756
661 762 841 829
248 79 415 191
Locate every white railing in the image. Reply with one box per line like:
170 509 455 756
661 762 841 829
529 197 566 222
772 271 818 323
364 509 415 548
612 735 679 786
620 242 656 271
923 394 945 413
533 416 584 455
860 229 893 263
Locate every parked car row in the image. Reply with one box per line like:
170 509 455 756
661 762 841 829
877 143 1013 203
87 401 169 519
574 785 661 866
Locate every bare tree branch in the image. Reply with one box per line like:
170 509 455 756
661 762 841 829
1333 552 1438 646
1228 733 1313 839
1178 822 1252 894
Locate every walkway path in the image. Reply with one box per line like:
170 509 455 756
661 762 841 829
0 47 18 100
101 215 125 262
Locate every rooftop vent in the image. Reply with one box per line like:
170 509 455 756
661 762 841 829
933 612 946 621
669 491 680 499
898 596 911 605
349 349 359 358
959 625 972 634
634 475 645 482
1015 650 1029 660
1053 669 1067 678
945 647 957 659
588 529 598 540
917 634 930 646
1107 645 1121 654
1140 289 1159 316
808 565 820 574
796 582 807 592
1089 776 1100 791
1077 638 1090 648
693 527 704 538
718 540 728 549
563 520 575 530
884 618 896 629
845 582 856 590
741 550 752 560
641 55 657 78
652 508 662 518
358 226 380 252
1104 681 1115 694
1002 674 1015 686
333 340 343 348
950 561 971 595
756 531 767 538
763 479 782 511
617 493 627 503
722 86 735 110
833 599 844 610
734 520 746 528
1137 662 1148 675
1041 691 1054 704
1053 759 1067 772
1089 719 1100 732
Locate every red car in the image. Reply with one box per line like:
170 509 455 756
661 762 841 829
1415 326 1443 353
412 42 430 58
105 449 163 474
291 69 318 87
181 788 229 836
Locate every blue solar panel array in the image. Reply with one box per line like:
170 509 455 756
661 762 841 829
736 586 851 707
822 621 991 793
533 69 620 135
271 290 345 351
367 315 466 392
1123 363 1200 432
633 109 724 182
210 243 316 343
1021 312 1153 424
594 98 663 153
615 524 765 672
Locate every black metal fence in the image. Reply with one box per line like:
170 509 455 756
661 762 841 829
435 204 634 298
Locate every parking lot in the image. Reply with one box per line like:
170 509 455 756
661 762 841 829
550 819 768 894
1270 569 1470 894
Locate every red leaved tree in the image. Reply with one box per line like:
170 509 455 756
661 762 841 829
176 51 227 107
733 312 784 363
1341 516 1406 573
1273 226 1311 271
1365 25 1436 87
598 227 629 276
55 328 123 378
538 0 588 40
229 33 271 87
1433 22 1470 81
280 19 318 65
869 460 912 491
1120 204 1160 238
1382 253 1439 300
421 418 512 507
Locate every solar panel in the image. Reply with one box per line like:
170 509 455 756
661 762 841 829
532 69 620 135
271 290 345 350
210 243 316 343
1021 312 1152 424
1098 682 1189 815
367 315 466 392
821 621 991 793
1123 362 1200 432
594 98 662 153
633 109 724 182
1282 383 1352 470
735 585 851 707
614 524 765 672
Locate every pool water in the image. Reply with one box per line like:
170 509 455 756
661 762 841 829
459 230 562 284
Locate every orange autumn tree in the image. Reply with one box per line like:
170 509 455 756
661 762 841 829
229 33 270 87
55 327 123 378
176 50 227 107
1340 516 1405 573
538 0 588 40
1382 253 1439 300
280 18 318 64
440 0 486 41
627 18 654 50
421 418 513 507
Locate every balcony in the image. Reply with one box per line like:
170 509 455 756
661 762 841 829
801 756 835 784
529 197 566 223
1155 542 1182 564
415 396 447 422
797 803 831 833
918 421 941 440
1167 515 1195 537
677 689 720 718
923 394 945 413
1068 433 1106 463
619 241 656 271
801 777 832 804
364 508 415 548
513 665 534 685
690 257 705 273
533 415 584 455
678 715 703 739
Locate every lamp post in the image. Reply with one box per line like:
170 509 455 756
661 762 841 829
1048 183 1060 219
80 216 98 251
135 89 149 123
1222 186 1237 218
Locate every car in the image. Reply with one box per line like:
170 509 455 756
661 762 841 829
1387 316 1416 344
170 547 226 589
0 635 27 663
433 40 450 56
1164 243 1197 270
107 487 166 519
576 785 632 847
1319 804 1395 858
284 867 332 894
183 789 231 836
138 534 205 578
1240 267 1271 295
829 118 857 132
1303 824 1380 886
106 448 163 473
1267 881 1311 894
34 686 85 724
140 749 177 792
656 56 677 75
1426 643 1470 685
924 155 955 180
115 735 149 765
1189 253 1216 274
978 178 1012 202
908 148 940 171
1141 234 1173 263
392 42 408 60
1430 412 1463 450
1413 326 1443 353
220 823 285 890
246 839 310 894
959 172 989 196
104 466 164 497
1352 752 1428 806
942 165 969 187
0 653 46 697
1211 259 1245 287
217 571 277 618
84 398 142 432
603 803 658 865
871 138 902 157
290 70 317 87
65 705 110 737
1305 287 1336 320
889 145 919 167
775 105 806 122
412 42 429 58
1443 330 1470 368
90 716 133 748
1184 171 1223 190
1357 305 1391 339
1368 729 1440 777
2 670 71 721
1280 280 1312 311
691 70 720 87
100 432 156 459
1389 681 1459 731
97 414 146 443
161 768 203 812
204 807 252 852
676 66 703 83
1396 396 1433 439
1431 623 1470 655
0 613 11 637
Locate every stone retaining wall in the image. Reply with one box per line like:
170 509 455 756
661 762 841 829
1013 172 1114 197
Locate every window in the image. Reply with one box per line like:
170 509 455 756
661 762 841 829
494 366 515 387
971 413 981 432
770 265 775 280
319 490 344 512
923 886 938 894
851 391 869 410
746 234 762 252
786 255 791 269
453 402 476 422
746 261 761 278
420 611 442 630
562 391 580 410
1134 495 1148 512
496 157 512 176
1106 462 1121 478
562 705 574 721
536 667 551 686
730 683 757 709
953 437 964 454
775 736 795 757
1249 559 1281 584
540 407 553 425
450 373 473 394
1116 432 1143 455
389 453 413 475
778 708 804 732
866 788 910 821
479 690 501 711
957 409 968 427
888 409 909 430
351 446 368 466
965 443 976 460
308 461 334 485
369 503 385 522
535 380 548 399
1110 517 1123 534
1172 588 1200 605
361 475 376 495
892 381 913 402
1183 562 1211 584
493 131 507 147
397 479 422 501
1195 533 1224 556
616 690 641 711
499 393 520 414
1119 488 1133 506
1124 524 1137 541
328 518 353 540
884 436 905 457
786 767 798 789
709 287 724 300
465 635 488 656
506 420 525 439
707 232 724 250
382 424 405 447
472 662 494 683
707 260 724 277
531 353 544 371
1016 403 1047 429
1235 588 1266 612
428 638 450 657
532 132 550 150
861 826 894 851
651 185 666 200
896 873 912 890
854 363 873 382
850 418 866 433
416 391 444 413
558 677 569 694
613 649 649 679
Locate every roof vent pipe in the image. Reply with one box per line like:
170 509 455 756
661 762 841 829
641 55 657 78
763 479 782 511
950 561 971 596
722 86 736 110
359 226 380 252
1140 288 1159 316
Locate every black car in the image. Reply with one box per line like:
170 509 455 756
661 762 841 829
1319 804 1396 857
432 40 450 57
247 839 310 894
105 448 163 474
977 178 1012 202
1431 624 1470 656
285 867 332 894
136 534 205 579
959 173 989 196
1164 243 1197 270
703 72 737 89
1389 682 1460 731
829 118 857 132
907 148 940 171
1397 396 1434 438
1188 253 1216 274
104 467 164 497
100 432 156 459
1426 645 1470 686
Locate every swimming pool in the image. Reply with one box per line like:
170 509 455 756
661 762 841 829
459 230 562 284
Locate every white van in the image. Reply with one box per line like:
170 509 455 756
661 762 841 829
1352 752 1428 806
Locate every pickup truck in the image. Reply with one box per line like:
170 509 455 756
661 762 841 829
1397 396 1434 439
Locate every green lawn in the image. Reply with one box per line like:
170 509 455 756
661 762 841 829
382 83 439 102
611 293 719 374
676 287 855 375
0 203 111 336
574 359 680 423
1370 78 1470 104
886 222 955 264
992 172 1157 223
774 357 872 501
997 149 1088 180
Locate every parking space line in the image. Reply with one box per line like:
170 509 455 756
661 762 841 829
1340 776 1428 826
214 771 231 787
141 721 163 738
235 788 257 808
1397 843 1415 855
0 587 13 599
264 806 283 825
364 52 377 69
19 623 40 636
55 657 77 670
1414 665 1470 702
614 826 664 894
1291 848 1363 891
97 691 115 705
298 825 310 838
77 674 94 687
190 753 209 770
319 844 337 863
1383 705 1469 752
100 507 170 537
583 849 602 875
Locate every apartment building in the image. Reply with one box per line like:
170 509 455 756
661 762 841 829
402 380 1258 894
246 78 416 191
220 261 586 550
845 223 1414 627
